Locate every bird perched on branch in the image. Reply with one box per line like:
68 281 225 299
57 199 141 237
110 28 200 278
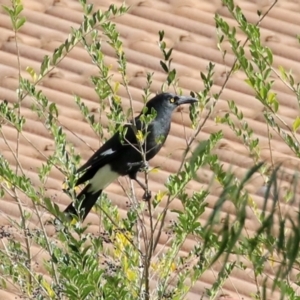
64 92 197 220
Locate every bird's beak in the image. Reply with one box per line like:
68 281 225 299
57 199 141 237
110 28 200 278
177 96 198 105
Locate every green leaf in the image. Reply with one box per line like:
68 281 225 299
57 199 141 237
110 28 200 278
26 66 37 82
49 103 58 118
165 48 173 60
278 66 287 81
292 116 300 132
267 92 278 112
53 46 63 65
265 47 273 65
2 5 13 17
15 4 24 15
40 55 51 76
160 61 169 73
289 73 295 86
86 3 93 14
167 69 176 85
259 87 267 100
158 30 164 42
15 16 26 30
244 78 254 88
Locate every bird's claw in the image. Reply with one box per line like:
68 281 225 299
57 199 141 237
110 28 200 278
127 161 149 172
142 190 152 201
138 161 149 172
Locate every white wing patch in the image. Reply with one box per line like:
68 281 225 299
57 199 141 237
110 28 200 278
100 148 115 156
88 164 119 193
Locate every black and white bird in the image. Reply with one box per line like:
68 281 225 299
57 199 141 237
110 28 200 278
64 92 197 220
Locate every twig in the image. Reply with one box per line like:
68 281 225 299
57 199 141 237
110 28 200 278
152 0 279 253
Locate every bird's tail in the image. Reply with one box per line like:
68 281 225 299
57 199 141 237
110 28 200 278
64 184 102 221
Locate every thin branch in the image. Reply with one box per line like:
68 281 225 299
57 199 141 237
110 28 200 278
152 0 279 253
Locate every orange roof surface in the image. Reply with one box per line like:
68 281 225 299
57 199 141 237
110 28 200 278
1 0 300 299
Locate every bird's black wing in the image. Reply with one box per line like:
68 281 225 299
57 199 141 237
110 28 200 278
75 118 142 186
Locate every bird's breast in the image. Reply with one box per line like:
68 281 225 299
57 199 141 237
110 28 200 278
144 120 170 160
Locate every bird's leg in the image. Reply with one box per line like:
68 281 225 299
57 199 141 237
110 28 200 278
135 178 152 201
138 161 149 172
128 171 152 201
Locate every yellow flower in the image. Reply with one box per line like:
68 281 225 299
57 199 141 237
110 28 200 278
0 176 12 189
136 130 144 143
170 262 176 272
40 278 55 298
126 268 136 281
151 262 158 271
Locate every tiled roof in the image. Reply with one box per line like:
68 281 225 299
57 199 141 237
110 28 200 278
1 0 300 299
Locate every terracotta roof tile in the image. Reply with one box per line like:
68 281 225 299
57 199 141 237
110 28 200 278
1 0 300 299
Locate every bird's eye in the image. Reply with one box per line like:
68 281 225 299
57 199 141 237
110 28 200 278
170 98 175 103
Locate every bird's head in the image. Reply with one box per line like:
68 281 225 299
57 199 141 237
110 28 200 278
145 93 198 116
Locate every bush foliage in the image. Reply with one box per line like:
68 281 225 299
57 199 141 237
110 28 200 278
1 0 300 299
